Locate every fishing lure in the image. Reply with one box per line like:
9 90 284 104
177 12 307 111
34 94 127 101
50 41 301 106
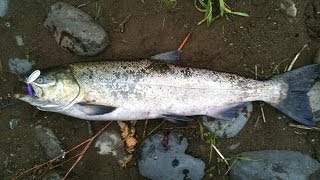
26 70 40 96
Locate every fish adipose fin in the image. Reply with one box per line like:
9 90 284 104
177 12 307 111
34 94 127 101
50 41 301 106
162 114 192 125
75 103 117 116
151 50 181 62
270 64 320 126
210 103 246 121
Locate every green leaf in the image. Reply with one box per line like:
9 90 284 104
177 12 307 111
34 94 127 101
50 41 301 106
229 11 249 17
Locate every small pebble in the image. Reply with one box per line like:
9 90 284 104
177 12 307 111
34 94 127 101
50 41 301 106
15 35 24 46
9 119 19 129
4 21 10 27
279 0 297 18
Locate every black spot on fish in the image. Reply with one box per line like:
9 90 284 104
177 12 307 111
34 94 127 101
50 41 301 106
180 68 193 78
172 159 180 167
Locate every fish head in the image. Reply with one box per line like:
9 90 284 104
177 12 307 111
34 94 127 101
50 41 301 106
16 67 80 111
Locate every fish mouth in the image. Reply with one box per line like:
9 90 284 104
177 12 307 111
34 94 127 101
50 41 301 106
15 82 42 100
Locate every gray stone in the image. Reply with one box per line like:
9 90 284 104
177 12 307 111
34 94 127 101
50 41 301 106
203 102 253 138
0 0 9 17
229 150 320 180
94 130 127 165
44 2 108 56
35 125 64 160
8 58 35 74
138 133 205 180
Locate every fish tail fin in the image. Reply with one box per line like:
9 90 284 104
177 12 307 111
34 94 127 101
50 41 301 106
269 64 319 126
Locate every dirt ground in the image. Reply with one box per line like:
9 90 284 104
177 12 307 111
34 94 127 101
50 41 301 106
0 0 319 179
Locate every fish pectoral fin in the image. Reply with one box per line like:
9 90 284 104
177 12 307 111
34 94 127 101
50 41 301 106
150 50 181 62
162 114 192 125
212 103 247 121
75 103 117 116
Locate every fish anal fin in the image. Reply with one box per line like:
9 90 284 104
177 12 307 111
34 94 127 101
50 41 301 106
162 114 192 125
210 103 247 121
75 103 116 116
150 50 181 62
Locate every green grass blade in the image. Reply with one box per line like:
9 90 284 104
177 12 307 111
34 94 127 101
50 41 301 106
229 11 249 17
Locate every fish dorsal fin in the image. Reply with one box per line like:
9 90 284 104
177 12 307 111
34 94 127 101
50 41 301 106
150 50 181 62
75 103 116 116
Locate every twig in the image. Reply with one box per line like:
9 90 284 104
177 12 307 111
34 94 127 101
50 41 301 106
287 44 308 71
177 32 192 51
14 138 91 179
211 144 229 166
119 14 132 33
62 122 112 180
77 3 89 8
254 116 260 128
161 126 197 130
143 119 148 139
254 65 258 80
87 121 93 137
162 17 166 30
260 104 266 123
289 123 320 131
51 152 82 169
147 120 165 136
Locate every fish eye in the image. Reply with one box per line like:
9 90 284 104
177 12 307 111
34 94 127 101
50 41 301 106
35 76 55 85
36 77 43 84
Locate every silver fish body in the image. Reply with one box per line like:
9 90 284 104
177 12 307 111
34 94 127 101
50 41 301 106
18 60 319 126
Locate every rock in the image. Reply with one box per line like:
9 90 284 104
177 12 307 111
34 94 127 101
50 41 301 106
94 130 127 165
229 150 320 180
138 133 205 180
35 125 64 160
0 0 9 17
203 102 253 138
279 0 297 18
44 2 108 56
9 119 19 129
8 58 35 74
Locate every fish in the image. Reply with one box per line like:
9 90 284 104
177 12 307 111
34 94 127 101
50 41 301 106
16 51 320 126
